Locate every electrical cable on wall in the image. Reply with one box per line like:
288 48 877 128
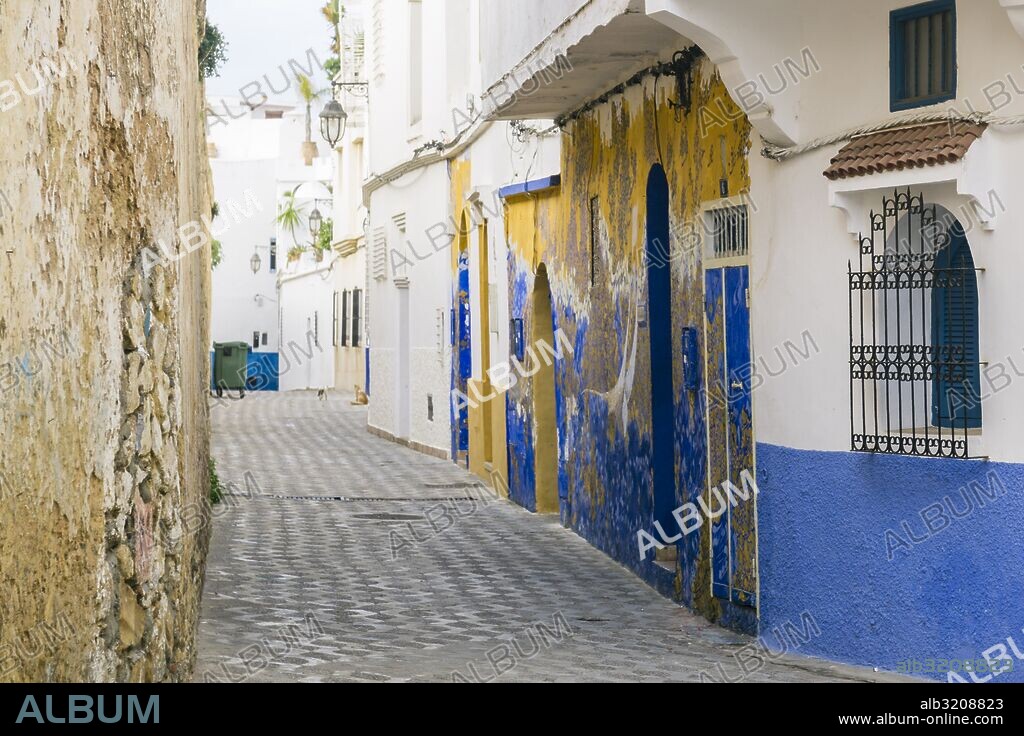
555 46 705 129
762 110 1024 161
653 73 665 166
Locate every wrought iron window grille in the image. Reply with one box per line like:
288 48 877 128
849 189 983 459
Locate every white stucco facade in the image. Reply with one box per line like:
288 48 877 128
478 0 1024 464
278 259 337 391
366 163 453 451
327 0 371 400
207 101 289 358
361 0 560 458
207 91 337 392
749 126 1024 464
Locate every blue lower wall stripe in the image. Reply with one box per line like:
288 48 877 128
757 442 1024 682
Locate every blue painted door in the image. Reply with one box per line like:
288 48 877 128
646 165 676 534
456 248 472 465
705 266 757 608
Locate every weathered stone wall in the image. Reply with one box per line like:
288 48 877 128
0 0 212 681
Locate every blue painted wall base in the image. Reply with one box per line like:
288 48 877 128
757 443 1024 682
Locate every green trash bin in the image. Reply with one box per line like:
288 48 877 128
213 341 250 398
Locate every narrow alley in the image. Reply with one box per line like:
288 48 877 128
4 0 1023 712
195 393 899 683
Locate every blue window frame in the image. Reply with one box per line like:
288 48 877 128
890 0 956 111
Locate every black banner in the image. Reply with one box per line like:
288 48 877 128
0 683 1018 730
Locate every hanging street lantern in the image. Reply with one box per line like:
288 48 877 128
309 202 324 239
250 251 262 274
319 98 348 148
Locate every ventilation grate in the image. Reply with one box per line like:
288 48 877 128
371 227 387 280
706 205 749 260
228 494 485 503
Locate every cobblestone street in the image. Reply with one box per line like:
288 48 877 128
195 392 902 683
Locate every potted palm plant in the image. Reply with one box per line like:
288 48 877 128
295 73 328 165
276 186 308 262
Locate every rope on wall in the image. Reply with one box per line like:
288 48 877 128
762 110 1024 161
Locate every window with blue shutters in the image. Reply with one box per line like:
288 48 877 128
931 223 981 429
850 190 982 459
352 288 362 347
341 289 350 347
891 0 956 111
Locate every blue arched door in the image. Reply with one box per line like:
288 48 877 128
456 244 472 466
646 165 676 538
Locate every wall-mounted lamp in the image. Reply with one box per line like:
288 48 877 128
319 80 367 147
319 98 348 148
309 200 324 239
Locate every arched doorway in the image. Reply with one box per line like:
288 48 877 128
646 165 676 538
532 264 559 513
455 212 472 467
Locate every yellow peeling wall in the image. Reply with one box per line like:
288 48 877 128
449 159 509 494
502 60 755 627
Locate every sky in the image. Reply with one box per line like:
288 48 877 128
205 0 336 106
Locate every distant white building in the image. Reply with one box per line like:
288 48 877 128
207 96 336 392
207 99 290 390
274 102 336 393
278 254 336 392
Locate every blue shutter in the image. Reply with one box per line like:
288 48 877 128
890 0 957 111
341 289 350 347
931 229 980 428
352 288 362 347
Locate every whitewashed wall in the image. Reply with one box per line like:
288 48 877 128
740 1 1024 463
208 157 279 351
364 0 482 452
364 0 563 455
207 106 283 353
750 134 1024 464
480 0 595 90
366 165 452 451
278 261 337 392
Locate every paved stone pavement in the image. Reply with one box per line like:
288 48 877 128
195 392 908 683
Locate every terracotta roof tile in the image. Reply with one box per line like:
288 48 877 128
823 122 986 180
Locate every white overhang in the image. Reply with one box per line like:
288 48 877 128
645 0 802 145
482 0 687 121
829 136 1002 237
1001 0 1024 39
